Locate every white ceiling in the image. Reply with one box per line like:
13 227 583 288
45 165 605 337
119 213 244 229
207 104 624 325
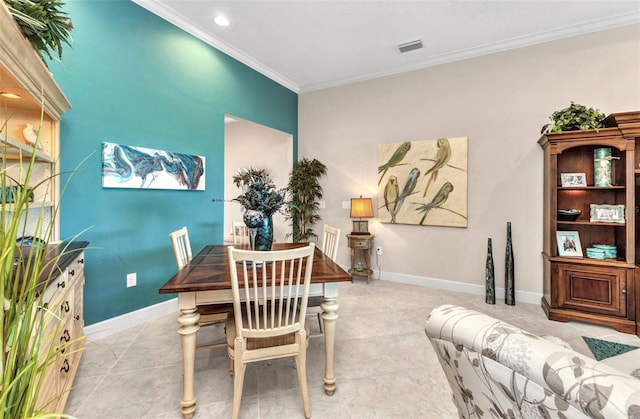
133 1 640 93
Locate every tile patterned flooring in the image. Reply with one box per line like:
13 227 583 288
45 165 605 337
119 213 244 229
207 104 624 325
65 279 640 418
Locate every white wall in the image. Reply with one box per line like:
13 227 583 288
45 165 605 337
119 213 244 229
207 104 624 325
224 116 293 243
299 24 640 300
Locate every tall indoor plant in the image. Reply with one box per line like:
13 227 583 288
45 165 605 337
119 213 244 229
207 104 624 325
285 158 327 243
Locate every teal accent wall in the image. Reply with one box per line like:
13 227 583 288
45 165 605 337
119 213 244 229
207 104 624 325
47 0 298 325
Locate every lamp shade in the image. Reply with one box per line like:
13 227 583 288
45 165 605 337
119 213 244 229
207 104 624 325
350 197 374 218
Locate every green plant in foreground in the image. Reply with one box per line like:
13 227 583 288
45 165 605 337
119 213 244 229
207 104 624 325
0 113 83 418
541 102 607 134
232 167 287 217
285 158 327 243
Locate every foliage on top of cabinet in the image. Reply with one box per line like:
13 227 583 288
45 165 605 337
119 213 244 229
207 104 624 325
3 0 73 63
541 102 607 134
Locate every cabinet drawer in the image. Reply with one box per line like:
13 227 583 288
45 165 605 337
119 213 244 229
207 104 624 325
66 251 85 284
557 264 628 317
348 238 371 249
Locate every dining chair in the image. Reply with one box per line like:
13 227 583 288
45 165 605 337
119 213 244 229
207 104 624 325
226 243 315 419
169 226 231 349
232 220 250 246
321 224 341 261
307 224 342 334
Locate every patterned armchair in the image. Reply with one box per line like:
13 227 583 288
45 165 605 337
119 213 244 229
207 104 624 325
425 305 640 418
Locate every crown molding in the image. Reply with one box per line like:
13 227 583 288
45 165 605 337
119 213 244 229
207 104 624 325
300 12 640 92
132 0 299 93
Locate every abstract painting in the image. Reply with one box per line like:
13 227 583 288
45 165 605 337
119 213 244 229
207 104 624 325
377 136 467 227
102 142 205 190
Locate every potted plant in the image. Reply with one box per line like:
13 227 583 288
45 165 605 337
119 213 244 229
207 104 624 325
285 158 327 243
4 0 73 63
232 167 286 250
541 102 607 134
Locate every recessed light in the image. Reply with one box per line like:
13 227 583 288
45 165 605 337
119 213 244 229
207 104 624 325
0 92 21 99
213 15 230 27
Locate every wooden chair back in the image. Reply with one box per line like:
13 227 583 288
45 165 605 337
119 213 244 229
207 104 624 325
169 226 192 270
232 220 250 246
321 224 341 261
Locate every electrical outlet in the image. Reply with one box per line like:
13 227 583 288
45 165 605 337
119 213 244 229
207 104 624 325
127 272 137 288
376 246 382 255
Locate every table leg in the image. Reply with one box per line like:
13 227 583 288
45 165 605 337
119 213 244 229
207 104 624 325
320 296 339 395
177 305 200 419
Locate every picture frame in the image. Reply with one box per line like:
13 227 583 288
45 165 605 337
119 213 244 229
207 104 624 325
560 172 587 187
556 231 583 257
590 204 625 223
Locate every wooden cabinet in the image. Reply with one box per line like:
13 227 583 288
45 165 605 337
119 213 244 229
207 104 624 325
347 234 374 283
0 3 71 243
35 245 87 413
0 3 83 413
539 111 640 337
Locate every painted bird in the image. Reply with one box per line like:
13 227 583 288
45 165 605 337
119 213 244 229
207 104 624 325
395 168 420 218
378 141 411 185
417 181 454 224
422 138 451 197
384 175 399 223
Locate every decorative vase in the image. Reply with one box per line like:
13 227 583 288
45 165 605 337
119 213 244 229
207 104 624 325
243 210 264 250
255 214 274 251
505 222 515 305
485 238 495 304
594 147 612 187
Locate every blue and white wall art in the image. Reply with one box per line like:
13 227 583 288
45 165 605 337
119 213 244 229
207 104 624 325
102 142 205 190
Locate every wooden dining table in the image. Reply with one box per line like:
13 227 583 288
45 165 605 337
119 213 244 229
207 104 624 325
159 242 352 419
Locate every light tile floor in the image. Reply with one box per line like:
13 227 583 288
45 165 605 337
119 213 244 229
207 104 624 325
65 279 640 418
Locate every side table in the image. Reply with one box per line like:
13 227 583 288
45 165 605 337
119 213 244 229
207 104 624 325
347 233 374 283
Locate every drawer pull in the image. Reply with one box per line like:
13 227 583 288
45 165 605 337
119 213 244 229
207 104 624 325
78 258 84 264
60 359 70 373
57 281 65 289
69 269 75 277
61 301 70 313
74 315 80 321
60 329 71 343
622 289 627 294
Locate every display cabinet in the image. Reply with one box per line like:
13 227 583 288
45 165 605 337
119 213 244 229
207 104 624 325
0 3 82 413
0 3 71 243
539 111 640 337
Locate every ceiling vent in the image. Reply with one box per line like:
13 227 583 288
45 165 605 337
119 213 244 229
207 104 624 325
397 40 423 54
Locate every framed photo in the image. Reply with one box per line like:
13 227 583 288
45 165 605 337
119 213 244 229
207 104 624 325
560 173 587 187
556 231 583 257
590 204 625 223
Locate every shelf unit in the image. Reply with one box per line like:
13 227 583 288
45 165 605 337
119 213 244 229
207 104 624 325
538 111 640 337
0 3 70 243
0 3 83 415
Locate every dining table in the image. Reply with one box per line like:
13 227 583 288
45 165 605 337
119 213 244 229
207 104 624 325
159 242 352 419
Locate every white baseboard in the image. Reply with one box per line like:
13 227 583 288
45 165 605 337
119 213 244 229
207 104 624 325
378 270 542 305
84 298 177 342
84 272 542 341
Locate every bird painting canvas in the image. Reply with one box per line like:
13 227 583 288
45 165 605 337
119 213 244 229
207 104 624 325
377 136 467 227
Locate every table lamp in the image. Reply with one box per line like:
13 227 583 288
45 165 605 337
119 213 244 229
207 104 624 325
350 196 373 234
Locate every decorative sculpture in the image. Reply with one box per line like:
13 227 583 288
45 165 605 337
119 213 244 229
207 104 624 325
485 238 495 304
505 222 515 305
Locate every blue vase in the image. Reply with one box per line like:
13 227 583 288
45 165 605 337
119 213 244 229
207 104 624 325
255 214 273 251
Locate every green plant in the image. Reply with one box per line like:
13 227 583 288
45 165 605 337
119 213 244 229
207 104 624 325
4 0 73 63
0 118 82 417
285 158 327 243
232 167 286 217
541 102 607 134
